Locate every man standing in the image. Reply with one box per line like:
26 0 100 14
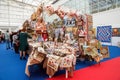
10 32 13 49
5 30 10 50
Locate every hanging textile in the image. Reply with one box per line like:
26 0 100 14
97 26 112 43
112 28 120 37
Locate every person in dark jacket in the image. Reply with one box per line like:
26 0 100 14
10 32 14 49
19 29 31 60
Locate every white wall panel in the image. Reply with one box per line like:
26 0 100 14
93 8 120 46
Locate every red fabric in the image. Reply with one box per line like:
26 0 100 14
42 33 48 41
47 57 120 80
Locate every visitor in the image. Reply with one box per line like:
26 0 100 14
13 32 19 53
19 29 31 60
10 32 14 49
5 30 10 50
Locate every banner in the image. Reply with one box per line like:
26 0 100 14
97 26 112 42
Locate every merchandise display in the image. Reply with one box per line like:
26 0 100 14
25 35 105 78
23 4 90 41
25 41 77 78
18 2 109 79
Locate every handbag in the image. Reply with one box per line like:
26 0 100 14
15 40 20 46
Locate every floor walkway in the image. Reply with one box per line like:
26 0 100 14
0 43 120 80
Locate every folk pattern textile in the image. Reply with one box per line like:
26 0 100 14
97 26 112 42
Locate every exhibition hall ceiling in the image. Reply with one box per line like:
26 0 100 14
15 0 62 6
14 0 120 14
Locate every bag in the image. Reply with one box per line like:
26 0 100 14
31 12 37 21
15 40 20 46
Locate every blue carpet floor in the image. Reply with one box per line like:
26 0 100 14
0 43 120 80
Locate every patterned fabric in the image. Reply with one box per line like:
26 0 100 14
97 26 112 42
100 46 110 58
30 21 36 29
60 54 75 68
47 55 60 71
33 52 45 62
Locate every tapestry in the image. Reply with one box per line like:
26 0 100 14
47 55 60 71
60 55 73 68
97 26 112 42
112 28 120 37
